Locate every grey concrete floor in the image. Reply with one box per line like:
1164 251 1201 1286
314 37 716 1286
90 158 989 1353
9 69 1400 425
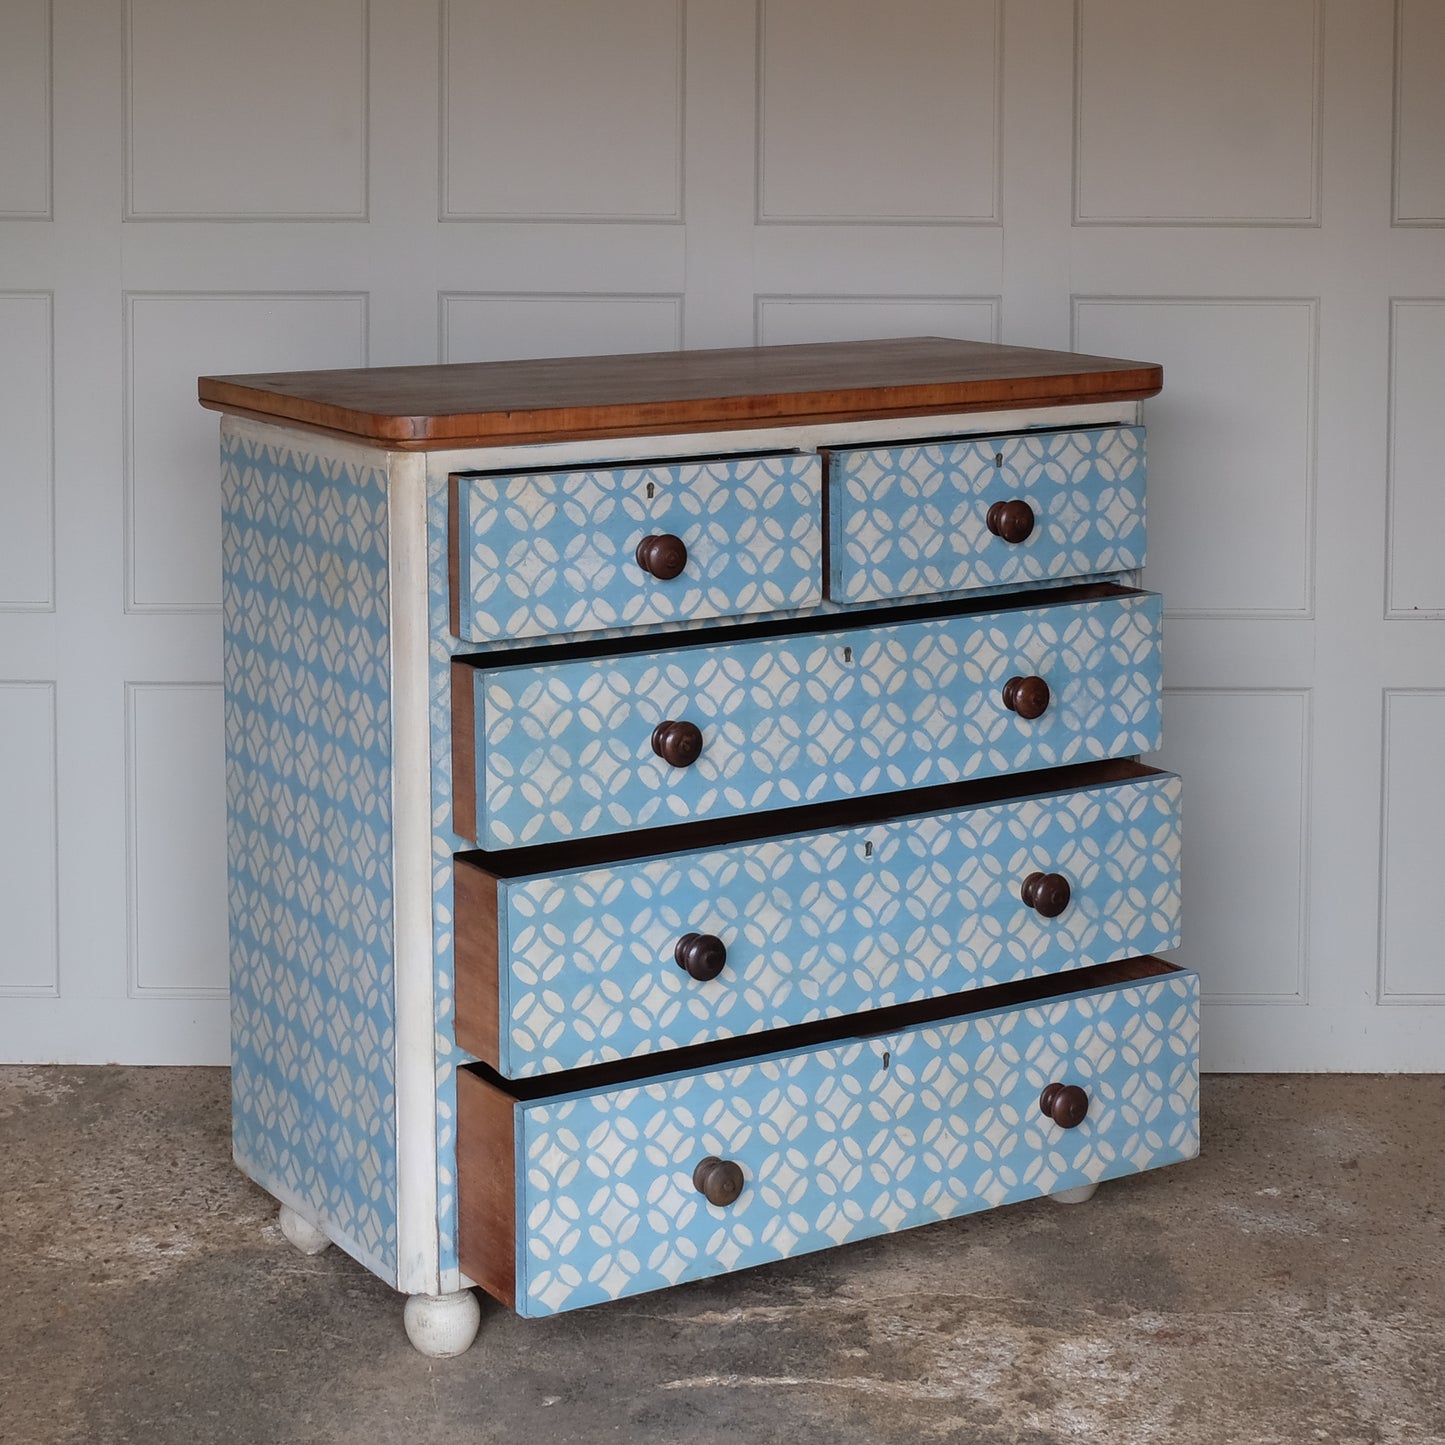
0 1069 1440 1445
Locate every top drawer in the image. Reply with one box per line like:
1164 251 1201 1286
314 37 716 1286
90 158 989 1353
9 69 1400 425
826 425 1145 604
450 452 823 642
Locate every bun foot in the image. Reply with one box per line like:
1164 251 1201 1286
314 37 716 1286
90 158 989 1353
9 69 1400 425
403 1289 482 1358
1052 1182 1100 1205
278 1203 332 1255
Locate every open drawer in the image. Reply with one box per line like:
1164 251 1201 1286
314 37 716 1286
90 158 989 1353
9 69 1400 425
457 957 1200 1317
454 759 1183 1075
451 583 1163 849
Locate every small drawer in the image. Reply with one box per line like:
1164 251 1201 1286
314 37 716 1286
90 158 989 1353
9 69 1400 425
825 425 1146 604
451 584 1163 849
449 452 822 642
457 959 1200 1317
454 761 1182 1075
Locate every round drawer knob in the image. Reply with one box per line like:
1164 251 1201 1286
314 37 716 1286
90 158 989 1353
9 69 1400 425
1039 1082 1089 1130
1021 870 1071 919
693 1155 745 1207
986 499 1035 544
675 932 727 981
651 719 703 768
635 533 688 580
1002 674 1050 720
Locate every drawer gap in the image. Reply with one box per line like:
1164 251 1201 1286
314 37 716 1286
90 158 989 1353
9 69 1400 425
453 579 1144 672
460 757 1169 877
450 446 807 482
467 955 1185 1103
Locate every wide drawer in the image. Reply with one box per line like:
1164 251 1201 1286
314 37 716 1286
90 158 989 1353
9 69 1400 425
454 761 1182 1075
451 585 1163 849
449 452 822 642
457 959 1200 1317
825 425 1146 604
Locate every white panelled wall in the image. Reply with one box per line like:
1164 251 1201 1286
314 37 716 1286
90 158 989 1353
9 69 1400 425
0 0 1441 1067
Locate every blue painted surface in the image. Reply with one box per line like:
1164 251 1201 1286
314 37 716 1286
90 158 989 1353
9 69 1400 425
468 591 1164 848
454 453 823 642
223 430 399 1284
827 426 1146 604
493 771 1183 1075
514 968 1200 1316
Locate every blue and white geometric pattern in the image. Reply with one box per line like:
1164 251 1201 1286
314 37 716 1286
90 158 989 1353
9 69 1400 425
454 453 822 641
469 592 1163 848
515 970 1200 1315
222 429 399 1285
828 426 1146 604
494 772 1182 1074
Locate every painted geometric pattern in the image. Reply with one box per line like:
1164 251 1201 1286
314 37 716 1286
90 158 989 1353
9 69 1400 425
471 592 1163 848
828 426 1146 604
495 773 1182 1075
454 453 822 642
516 971 1200 1315
223 429 399 1284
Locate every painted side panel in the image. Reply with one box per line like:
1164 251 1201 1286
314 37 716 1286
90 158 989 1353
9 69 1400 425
223 428 399 1285
495 773 1183 1074
514 970 1201 1316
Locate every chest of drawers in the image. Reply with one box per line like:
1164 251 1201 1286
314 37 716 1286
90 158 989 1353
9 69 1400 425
200 337 1198 1357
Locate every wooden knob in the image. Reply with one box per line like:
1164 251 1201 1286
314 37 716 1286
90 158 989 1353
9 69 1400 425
635 533 687 580
1039 1082 1089 1129
693 1155 745 1207
1021 871 1071 918
1002 675 1050 720
986 499 1035 544
651 719 703 768
675 932 727 981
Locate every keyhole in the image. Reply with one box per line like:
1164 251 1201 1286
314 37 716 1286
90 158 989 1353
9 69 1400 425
994 453 1003 468
646 481 655 499
843 646 852 663
864 840 873 858
881 1050 891 1071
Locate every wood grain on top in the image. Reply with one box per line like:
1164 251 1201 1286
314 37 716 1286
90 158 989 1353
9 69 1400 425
198 336 1161 450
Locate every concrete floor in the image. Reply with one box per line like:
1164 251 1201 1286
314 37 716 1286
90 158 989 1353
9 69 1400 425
0 1070 1440 1445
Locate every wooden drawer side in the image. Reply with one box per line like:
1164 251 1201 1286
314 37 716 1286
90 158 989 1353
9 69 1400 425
456 1070 518 1309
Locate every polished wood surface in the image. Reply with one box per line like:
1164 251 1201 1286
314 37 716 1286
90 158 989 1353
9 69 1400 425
456 1069 517 1308
198 337 1162 449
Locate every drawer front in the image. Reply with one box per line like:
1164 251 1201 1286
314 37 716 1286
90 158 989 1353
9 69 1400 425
498 969 1199 1316
826 426 1146 604
451 452 822 642
456 590 1163 848
460 771 1182 1075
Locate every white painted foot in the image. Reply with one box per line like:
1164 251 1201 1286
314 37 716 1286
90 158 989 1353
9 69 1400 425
404 1290 482 1358
1052 1182 1100 1205
278 1203 332 1255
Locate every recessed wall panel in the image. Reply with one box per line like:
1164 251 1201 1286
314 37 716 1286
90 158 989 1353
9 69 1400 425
0 0 50 216
1076 0 1319 224
0 684 58 994
758 0 999 223
442 0 683 220
0 294 54 609
1075 298 1315 616
439 294 682 363
127 684 227 996
1394 0 1445 223
126 0 366 218
1388 300 1445 615
1150 690 1310 1001
755 296 999 346
125 291 367 611
1380 691 1445 1000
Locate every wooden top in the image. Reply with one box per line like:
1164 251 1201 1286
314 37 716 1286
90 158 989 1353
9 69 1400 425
198 336 1162 450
